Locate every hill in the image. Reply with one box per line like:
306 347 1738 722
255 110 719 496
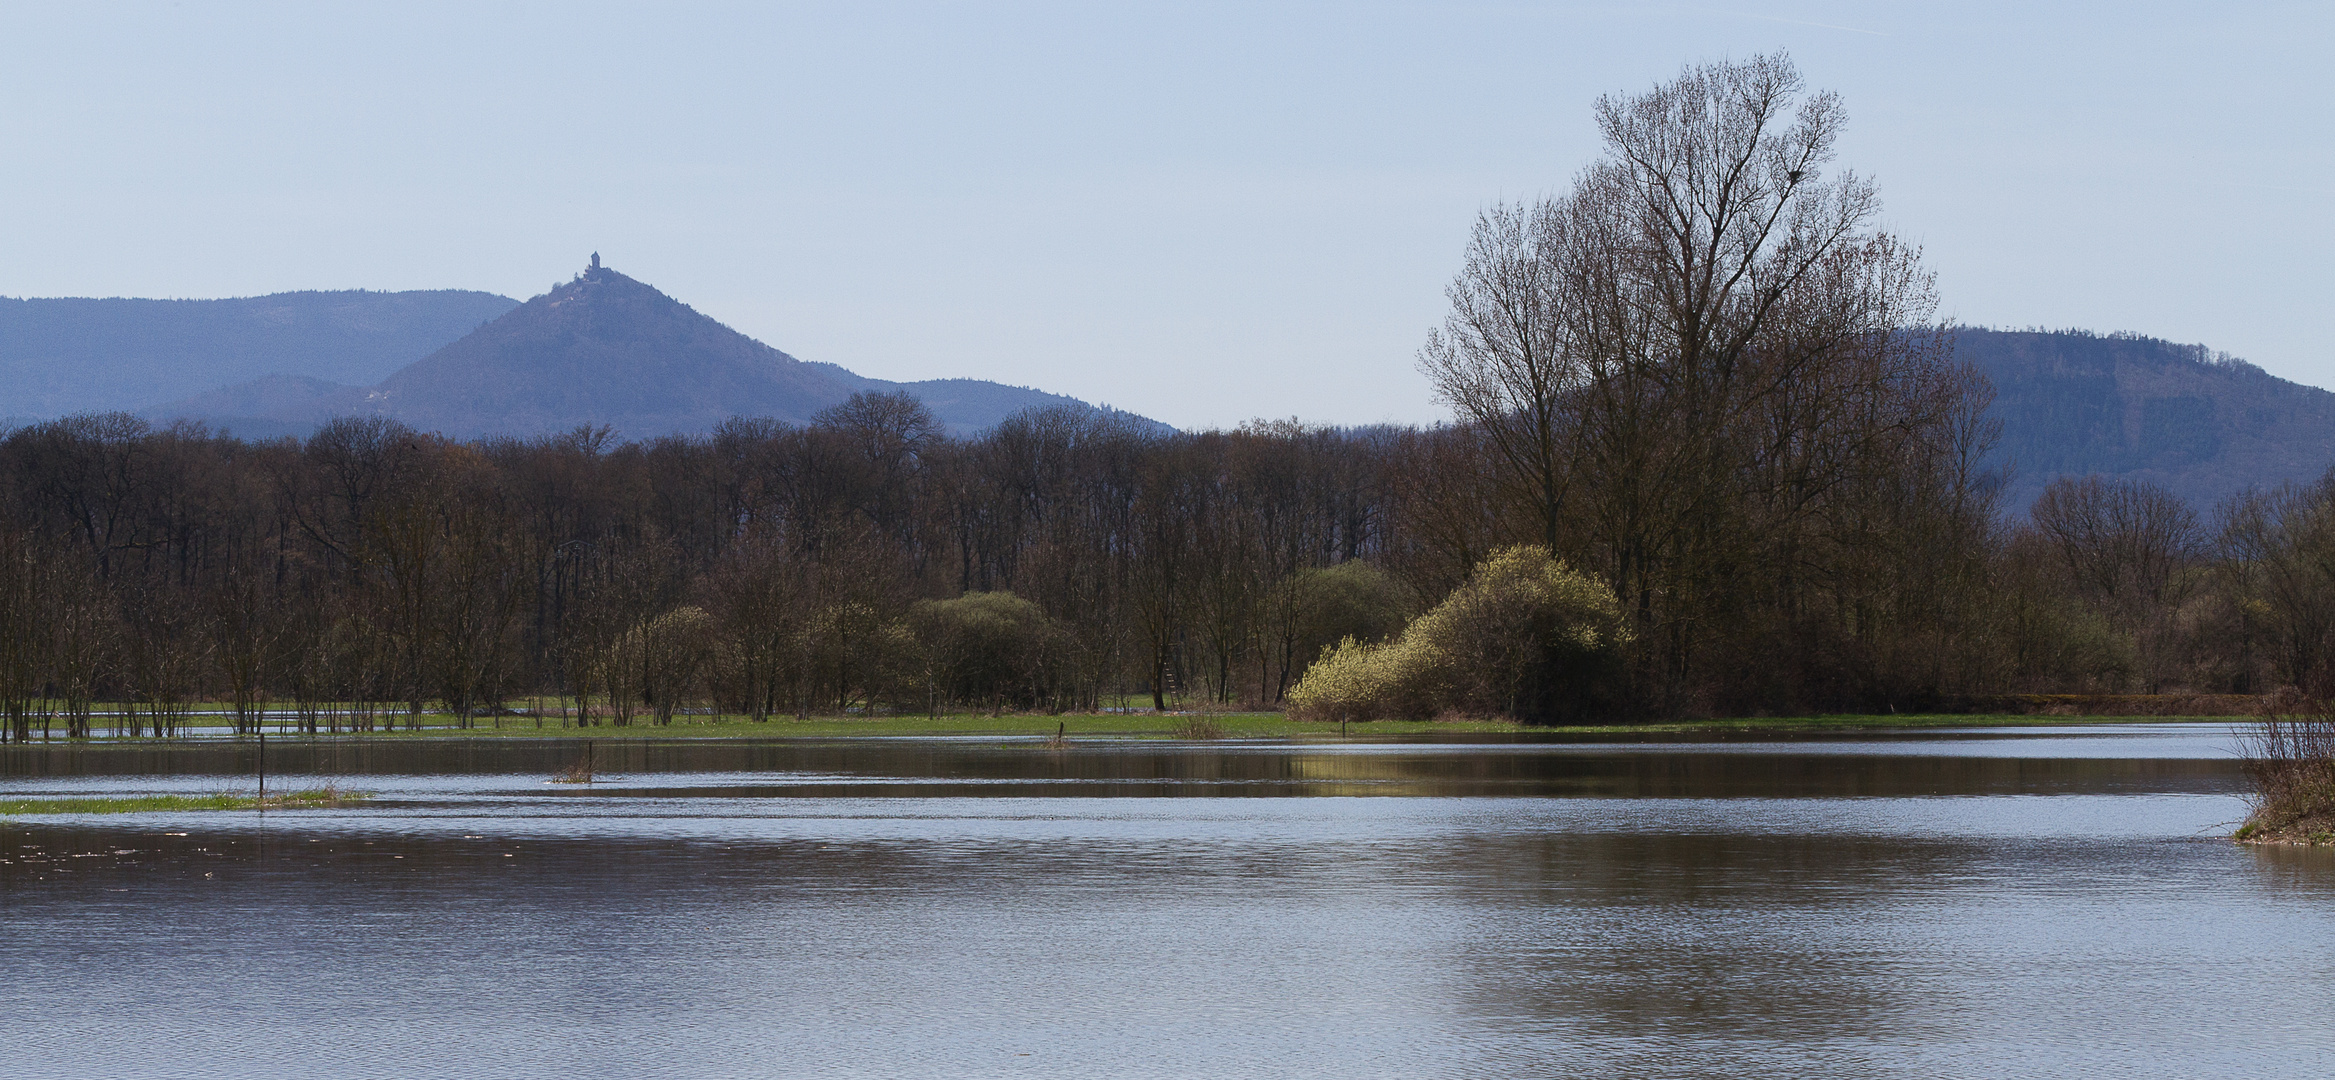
365 262 856 436
1957 328 2335 513
0 289 518 417
145 260 1156 439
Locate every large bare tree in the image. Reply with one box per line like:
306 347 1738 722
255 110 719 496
1419 52 1985 710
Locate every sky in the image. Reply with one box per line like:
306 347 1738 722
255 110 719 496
0 2 2327 430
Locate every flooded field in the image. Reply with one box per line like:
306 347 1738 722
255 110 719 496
2 725 2328 1078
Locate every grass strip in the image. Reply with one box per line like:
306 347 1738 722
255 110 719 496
234 711 2236 740
0 788 371 816
13 710 2247 743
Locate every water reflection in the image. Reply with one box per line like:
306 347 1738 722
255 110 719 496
0 728 2328 1079
0 724 2253 799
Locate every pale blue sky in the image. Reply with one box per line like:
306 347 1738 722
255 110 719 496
0 2 2326 428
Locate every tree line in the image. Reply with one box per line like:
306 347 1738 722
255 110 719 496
0 403 1422 737
2 391 2328 739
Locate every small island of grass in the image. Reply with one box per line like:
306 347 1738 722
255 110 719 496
0 787 370 817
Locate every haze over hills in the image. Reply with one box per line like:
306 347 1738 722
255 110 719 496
7 264 2329 508
142 260 1155 439
0 289 519 419
1957 328 2335 513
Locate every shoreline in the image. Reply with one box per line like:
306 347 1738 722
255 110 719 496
0 711 2246 745
0 788 370 816
2234 824 2334 847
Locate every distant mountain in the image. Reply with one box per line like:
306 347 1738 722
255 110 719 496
145 261 1159 439
0 289 518 417
1959 328 2335 513
145 374 369 440
854 377 1130 433
365 264 863 437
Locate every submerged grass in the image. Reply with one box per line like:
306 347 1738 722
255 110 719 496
550 760 596 784
0 787 370 817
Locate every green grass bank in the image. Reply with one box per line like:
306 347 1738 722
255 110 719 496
2 709 2244 743
0 788 371 817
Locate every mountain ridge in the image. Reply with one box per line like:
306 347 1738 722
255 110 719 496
1955 327 2335 513
11 270 2324 502
365 263 851 436
141 261 1159 439
0 288 519 417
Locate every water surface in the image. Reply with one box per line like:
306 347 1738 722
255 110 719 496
2 724 2327 1079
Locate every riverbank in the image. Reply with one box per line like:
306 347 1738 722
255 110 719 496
0 710 2244 743
2235 816 2334 846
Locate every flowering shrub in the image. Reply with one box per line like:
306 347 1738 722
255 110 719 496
1286 546 1625 724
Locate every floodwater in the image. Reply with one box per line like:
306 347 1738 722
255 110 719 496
1 726 2328 1079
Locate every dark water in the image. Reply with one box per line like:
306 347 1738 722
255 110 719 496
2 725 2329 1079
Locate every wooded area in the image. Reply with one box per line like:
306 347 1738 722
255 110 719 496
0 393 2329 738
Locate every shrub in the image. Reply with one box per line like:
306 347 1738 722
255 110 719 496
1284 560 1411 654
2238 690 2335 843
1282 634 1444 723
1285 546 1626 724
910 591 1066 712
1172 716 1226 740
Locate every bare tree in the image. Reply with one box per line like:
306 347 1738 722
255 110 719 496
1416 52 1978 711
703 527 813 722
2220 475 2335 693
2031 475 2202 618
208 569 279 735
1419 202 1580 549
638 606 713 725
2029 474 2204 690
0 527 45 741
